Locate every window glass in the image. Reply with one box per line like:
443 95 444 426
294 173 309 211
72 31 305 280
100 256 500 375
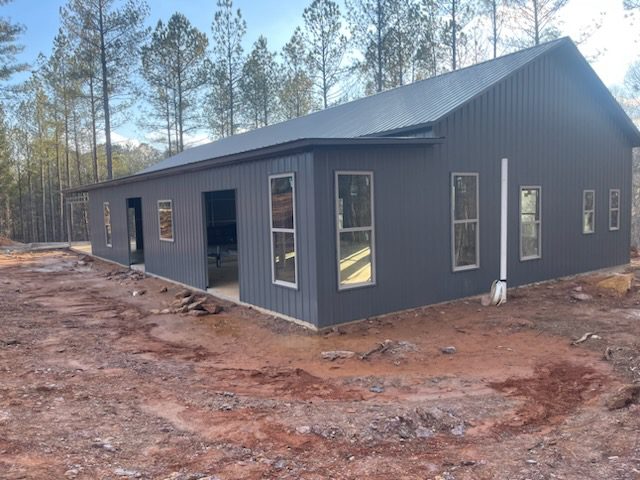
270 174 296 286
583 190 595 234
609 189 620 231
520 187 541 259
339 231 373 285
337 174 372 229
158 200 174 241
454 222 478 267
272 231 296 284
452 174 479 270
336 173 374 288
453 175 478 220
270 176 294 229
103 203 112 247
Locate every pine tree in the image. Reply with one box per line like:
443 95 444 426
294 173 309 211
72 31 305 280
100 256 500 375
440 0 476 71
142 13 208 153
510 0 568 47
0 0 26 85
481 0 513 58
240 36 280 129
387 0 423 86
414 0 445 79
61 0 149 180
346 0 396 93
210 0 246 136
280 28 316 119
302 0 347 108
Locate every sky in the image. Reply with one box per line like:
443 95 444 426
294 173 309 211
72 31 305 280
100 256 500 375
2 0 640 146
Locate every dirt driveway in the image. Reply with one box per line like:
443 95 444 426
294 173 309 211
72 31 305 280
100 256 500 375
1 250 640 479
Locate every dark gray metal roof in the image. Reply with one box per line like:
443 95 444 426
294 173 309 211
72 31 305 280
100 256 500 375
67 137 443 192
142 37 570 175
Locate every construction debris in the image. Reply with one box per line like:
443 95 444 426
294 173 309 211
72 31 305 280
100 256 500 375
360 339 394 360
321 350 356 361
571 292 592 301
571 332 599 345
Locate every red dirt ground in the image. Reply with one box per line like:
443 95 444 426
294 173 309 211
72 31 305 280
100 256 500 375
1 250 640 479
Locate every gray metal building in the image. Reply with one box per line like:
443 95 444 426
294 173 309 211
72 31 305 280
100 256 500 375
75 38 640 329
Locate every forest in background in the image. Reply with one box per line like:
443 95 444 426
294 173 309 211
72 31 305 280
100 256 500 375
1 0 640 244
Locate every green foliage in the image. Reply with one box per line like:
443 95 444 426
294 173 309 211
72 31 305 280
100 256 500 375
141 13 208 153
0 0 26 85
280 28 316 119
210 0 246 136
240 36 280 128
302 0 347 108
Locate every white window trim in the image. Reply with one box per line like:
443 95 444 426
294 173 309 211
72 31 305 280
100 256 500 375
335 170 376 291
103 201 112 248
157 199 175 243
269 173 298 289
519 185 542 261
451 172 480 272
582 189 595 235
609 188 620 231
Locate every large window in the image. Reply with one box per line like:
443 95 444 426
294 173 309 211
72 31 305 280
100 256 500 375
609 189 620 231
270 173 297 287
582 190 595 234
158 200 174 242
451 173 479 271
336 172 375 289
103 202 112 247
520 187 541 260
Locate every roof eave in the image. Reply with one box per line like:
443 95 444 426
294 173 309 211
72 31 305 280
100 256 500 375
64 136 444 194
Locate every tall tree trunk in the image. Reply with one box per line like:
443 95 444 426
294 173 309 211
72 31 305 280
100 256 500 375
89 74 99 183
40 155 47 243
16 162 24 242
26 146 36 243
165 89 172 156
55 112 64 241
533 0 540 45
322 40 328 108
177 68 184 152
228 46 234 135
452 0 457 70
72 107 82 185
376 0 383 93
172 88 179 151
98 0 113 180
47 148 56 241
492 0 498 58
63 79 71 191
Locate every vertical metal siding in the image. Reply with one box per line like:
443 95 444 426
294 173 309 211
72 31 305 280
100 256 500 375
313 49 632 327
88 47 633 329
87 152 319 326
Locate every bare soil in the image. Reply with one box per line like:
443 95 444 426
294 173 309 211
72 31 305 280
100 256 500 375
0 236 18 247
1 250 640 479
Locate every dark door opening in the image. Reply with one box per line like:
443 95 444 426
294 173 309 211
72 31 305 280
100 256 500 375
127 197 144 266
203 190 238 299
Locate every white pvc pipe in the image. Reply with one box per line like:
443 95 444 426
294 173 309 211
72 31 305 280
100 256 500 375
486 158 509 306
500 157 508 283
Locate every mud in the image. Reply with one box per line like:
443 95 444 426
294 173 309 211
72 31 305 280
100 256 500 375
1 250 640 479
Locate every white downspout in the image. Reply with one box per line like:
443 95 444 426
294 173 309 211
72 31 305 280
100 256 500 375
489 157 508 305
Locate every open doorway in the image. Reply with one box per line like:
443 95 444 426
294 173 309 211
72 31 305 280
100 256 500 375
203 190 239 300
126 197 144 266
